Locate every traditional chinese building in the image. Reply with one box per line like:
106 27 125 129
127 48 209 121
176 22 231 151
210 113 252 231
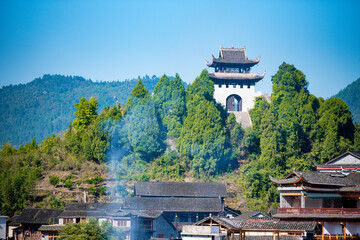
190 216 317 240
270 151 360 238
206 46 264 127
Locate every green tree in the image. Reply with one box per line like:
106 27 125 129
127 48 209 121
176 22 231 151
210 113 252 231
177 70 232 176
81 122 110 163
125 97 165 160
153 74 186 138
125 79 150 111
73 97 98 131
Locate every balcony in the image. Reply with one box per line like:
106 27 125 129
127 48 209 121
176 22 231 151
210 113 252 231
278 208 360 215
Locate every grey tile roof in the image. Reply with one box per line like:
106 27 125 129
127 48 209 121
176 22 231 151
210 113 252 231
214 47 260 65
238 219 316 231
123 197 223 212
295 171 354 186
134 182 227 198
271 171 356 187
17 208 63 225
59 203 121 218
38 224 64 231
233 211 268 220
269 176 300 185
324 151 360 165
197 217 316 231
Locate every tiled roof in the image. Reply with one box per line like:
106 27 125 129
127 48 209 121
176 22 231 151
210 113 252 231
294 171 354 186
17 208 63 225
38 224 64 231
238 219 316 231
196 217 316 231
215 47 260 64
269 176 300 185
271 171 356 187
59 203 121 218
134 182 227 198
234 211 268 220
123 197 223 212
324 151 360 165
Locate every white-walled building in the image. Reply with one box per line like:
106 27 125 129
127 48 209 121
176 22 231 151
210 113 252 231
206 46 264 127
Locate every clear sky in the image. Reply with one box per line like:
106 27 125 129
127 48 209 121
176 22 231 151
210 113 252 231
0 0 359 98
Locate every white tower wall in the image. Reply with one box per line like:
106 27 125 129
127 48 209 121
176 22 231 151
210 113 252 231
213 83 262 112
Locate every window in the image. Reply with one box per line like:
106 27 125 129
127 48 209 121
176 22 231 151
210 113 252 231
137 219 152 230
49 231 59 240
233 84 236 88
219 84 222 88
117 220 128 227
63 218 73 224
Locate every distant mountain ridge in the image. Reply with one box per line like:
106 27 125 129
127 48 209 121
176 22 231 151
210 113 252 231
334 77 360 123
0 74 161 146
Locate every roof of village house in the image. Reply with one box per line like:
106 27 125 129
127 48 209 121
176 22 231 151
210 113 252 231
16 208 63 225
270 171 356 187
38 224 64 231
134 182 227 198
233 211 269 220
315 151 360 169
123 196 223 212
206 46 260 67
59 202 121 218
325 151 360 164
112 209 163 219
196 217 317 231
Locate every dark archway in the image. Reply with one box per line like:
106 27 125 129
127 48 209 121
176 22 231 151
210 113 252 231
226 94 242 112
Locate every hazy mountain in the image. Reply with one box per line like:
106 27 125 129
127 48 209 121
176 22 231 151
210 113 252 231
0 74 160 146
334 77 360 123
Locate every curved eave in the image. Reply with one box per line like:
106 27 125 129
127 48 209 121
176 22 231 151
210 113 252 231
269 175 304 185
209 72 265 82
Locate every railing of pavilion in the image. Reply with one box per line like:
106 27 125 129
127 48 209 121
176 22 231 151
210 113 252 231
277 208 360 215
315 235 360 240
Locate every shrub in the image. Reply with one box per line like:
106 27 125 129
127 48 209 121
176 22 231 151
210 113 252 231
88 186 97 196
64 180 74 188
49 175 59 186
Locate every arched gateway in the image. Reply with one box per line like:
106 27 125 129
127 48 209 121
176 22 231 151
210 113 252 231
226 94 242 112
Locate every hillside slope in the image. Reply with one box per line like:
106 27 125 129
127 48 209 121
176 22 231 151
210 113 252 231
335 77 360 123
0 74 160 146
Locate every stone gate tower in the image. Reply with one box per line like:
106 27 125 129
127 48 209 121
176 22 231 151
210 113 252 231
206 46 265 127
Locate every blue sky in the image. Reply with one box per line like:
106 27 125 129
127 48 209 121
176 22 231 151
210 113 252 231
0 0 359 98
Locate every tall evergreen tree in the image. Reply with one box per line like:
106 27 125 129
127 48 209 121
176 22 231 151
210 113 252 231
153 74 186 138
177 70 232 176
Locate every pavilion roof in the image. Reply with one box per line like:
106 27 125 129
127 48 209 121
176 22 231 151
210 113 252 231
209 72 265 82
206 46 260 68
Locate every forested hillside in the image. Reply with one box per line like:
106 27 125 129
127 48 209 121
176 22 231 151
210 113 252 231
335 77 360 123
1 64 359 218
0 74 160 146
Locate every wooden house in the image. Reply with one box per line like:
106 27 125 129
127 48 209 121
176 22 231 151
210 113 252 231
270 151 360 239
